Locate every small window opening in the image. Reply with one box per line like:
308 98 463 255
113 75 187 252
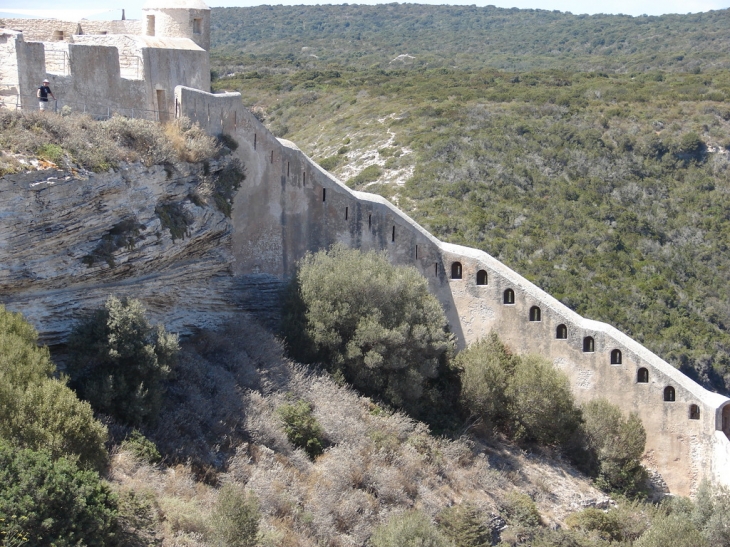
345 207 348 220
637 368 649 383
254 134 257 150
415 245 418 259
391 226 395 242
610 349 622 365
529 306 541 322
270 150 274 164
146 15 155 36
53 30 64 41
193 18 202 34
100 30 108 35
303 172 306 186
368 214 371 229
476 270 488 285
435 263 439 276
583 336 595 353
503 289 515 304
556 324 567 339
664 386 676 402
287 162 290 176
689 404 700 420
451 262 462 279
322 188 326 202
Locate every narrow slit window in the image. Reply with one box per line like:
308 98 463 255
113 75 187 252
415 245 418 259
254 134 257 150
287 162 290 176
345 207 348 220
435 263 439 276
637 368 649 383
391 226 395 242
529 306 541 322
610 349 622 365
368 214 371 228
322 188 326 202
303 172 306 186
476 270 488 285
451 262 462 279
583 336 595 353
503 289 515 304
664 386 675 402
270 150 274 164
689 404 700 420
556 324 567 339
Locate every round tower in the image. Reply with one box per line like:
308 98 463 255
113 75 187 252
141 0 210 51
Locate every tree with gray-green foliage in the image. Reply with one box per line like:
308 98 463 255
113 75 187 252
282 245 455 417
660 480 730 547
210 484 260 547
437 504 491 547
68 296 179 427
0 305 108 471
580 399 647 496
370 510 453 547
635 513 709 547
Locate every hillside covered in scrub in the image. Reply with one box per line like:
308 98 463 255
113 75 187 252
210 5 730 397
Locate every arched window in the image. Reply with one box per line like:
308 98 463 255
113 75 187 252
556 324 567 339
610 349 622 365
689 404 700 420
476 270 488 285
529 306 541 322
503 289 515 304
664 386 676 402
637 368 649 383
583 336 595 353
451 262 462 279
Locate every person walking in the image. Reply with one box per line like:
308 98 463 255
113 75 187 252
37 79 55 111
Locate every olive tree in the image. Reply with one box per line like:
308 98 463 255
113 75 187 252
282 245 454 416
68 296 178 426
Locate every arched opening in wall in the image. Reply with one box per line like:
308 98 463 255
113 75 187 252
146 15 155 36
610 349 622 365
476 270 488 285
664 386 676 402
637 368 649 383
503 289 515 304
556 324 567 339
451 262 462 279
689 404 700 420
583 336 595 353
722 404 730 439
529 306 541 322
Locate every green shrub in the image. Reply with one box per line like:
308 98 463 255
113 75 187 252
635 513 708 547
120 430 162 465
36 143 64 164
209 484 260 547
456 333 515 428
318 155 342 171
579 399 647 496
565 507 623 542
347 164 382 187
277 399 325 459
505 355 581 446
282 245 455 417
437 503 491 547
503 492 542 528
0 305 108 471
68 296 179 427
370 510 452 547
0 442 119 547
212 158 246 217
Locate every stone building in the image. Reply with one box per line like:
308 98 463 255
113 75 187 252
1 1 730 499
0 0 210 119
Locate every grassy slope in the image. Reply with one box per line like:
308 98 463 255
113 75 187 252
210 6 730 395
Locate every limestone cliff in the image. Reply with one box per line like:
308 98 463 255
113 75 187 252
0 158 276 347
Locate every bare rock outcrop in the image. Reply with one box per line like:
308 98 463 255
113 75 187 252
0 158 269 346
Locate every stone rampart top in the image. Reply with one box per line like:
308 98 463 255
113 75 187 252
142 0 210 10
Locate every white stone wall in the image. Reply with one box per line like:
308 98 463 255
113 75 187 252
0 18 140 42
143 8 210 50
176 85 730 497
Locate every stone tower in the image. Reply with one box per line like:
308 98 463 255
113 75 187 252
141 0 211 51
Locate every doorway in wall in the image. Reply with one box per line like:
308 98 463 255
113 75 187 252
723 404 730 440
156 89 167 121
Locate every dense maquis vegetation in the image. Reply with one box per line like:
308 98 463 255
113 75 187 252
211 5 730 72
211 4 730 396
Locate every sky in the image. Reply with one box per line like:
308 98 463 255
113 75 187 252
0 0 728 21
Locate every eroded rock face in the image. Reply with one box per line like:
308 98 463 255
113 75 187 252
0 159 278 346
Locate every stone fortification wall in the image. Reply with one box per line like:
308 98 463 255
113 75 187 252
176 85 730 497
0 18 140 42
143 8 210 51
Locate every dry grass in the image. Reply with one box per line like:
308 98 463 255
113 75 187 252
107 315 608 546
0 110 218 175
